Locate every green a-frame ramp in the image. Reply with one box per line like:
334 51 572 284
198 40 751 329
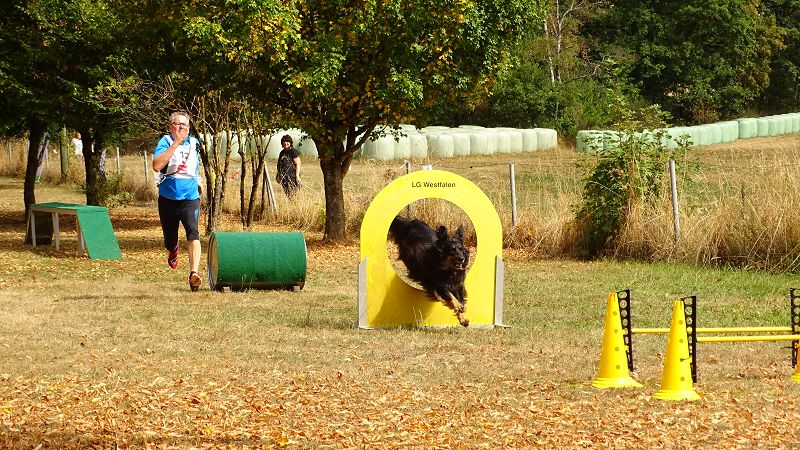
26 202 122 260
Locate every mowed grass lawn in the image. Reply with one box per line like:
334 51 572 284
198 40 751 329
1 143 800 448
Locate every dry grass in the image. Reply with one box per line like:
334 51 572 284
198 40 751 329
611 137 800 271
2 136 800 447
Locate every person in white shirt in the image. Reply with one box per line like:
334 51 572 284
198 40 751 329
71 132 83 157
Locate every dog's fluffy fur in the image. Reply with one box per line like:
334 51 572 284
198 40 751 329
389 216 470 327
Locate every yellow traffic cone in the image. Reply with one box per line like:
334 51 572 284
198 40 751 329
653 300 700 401
792 345 800 383
592 292 642 388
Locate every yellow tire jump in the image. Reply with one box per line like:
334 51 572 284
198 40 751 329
358 169 504 328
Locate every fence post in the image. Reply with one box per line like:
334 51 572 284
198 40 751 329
509 162 518 227
7 140 12 167
143 151 150 182
116 147 121 173
669 159 680 243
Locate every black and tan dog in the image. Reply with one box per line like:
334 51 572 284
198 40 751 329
389 216 470 327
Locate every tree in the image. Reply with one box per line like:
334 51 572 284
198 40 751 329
183 0 541 241
0 0 134 213
0 1 56 218
583 0 784 123
542 0 607 85
758 0 800 112
426 0 618 138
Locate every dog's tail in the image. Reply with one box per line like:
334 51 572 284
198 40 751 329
388 216 412 243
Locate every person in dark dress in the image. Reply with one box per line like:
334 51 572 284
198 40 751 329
276 134 301 197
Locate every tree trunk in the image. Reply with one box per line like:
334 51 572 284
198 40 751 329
82 130 106 206
245 150 266 227
319 143 348 242
198 131 228 235
23 118 46 220
238 138 248 229
58 128 69 179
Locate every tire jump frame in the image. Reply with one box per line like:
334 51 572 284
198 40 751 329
357 169 504 328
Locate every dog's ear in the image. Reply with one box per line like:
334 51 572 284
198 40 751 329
436 225 449 241
455 225 464 240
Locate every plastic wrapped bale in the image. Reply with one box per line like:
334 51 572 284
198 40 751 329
521 129 538 152
534 128 558 150
484 130 498 154
466 132 489 155
448 132 471 156
665 127 688 148
394 134 411 160
241 133 278 159
710 124 723 145
736 118 758 139
756 118 770 137
689 125 710 147
297 136 318 158
507 129 523 153
576 130 604 153
207 231 307 291
425 133 455 158
266 134 283 159
767 116 785 136
495 129 512 154
409 133 428 158
216 131 242 160
603 131 620 150
361 135 396 160
781 115 791 134
720 121 739 143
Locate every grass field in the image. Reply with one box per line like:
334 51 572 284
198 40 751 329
2 137 800 448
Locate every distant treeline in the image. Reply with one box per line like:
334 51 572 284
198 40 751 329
427 0 800 140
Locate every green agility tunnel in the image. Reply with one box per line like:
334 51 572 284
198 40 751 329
207 231 307 291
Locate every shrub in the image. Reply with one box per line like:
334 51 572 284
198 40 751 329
572 101 692 258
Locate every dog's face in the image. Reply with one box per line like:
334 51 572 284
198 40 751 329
436 225 469 271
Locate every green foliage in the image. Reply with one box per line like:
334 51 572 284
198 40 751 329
425 6 629 138
480 59 631 138
86 172 133 208
758 0 800 112
574 95 691 258
0 0 138 209
181 0 543 240
583 0 785 123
